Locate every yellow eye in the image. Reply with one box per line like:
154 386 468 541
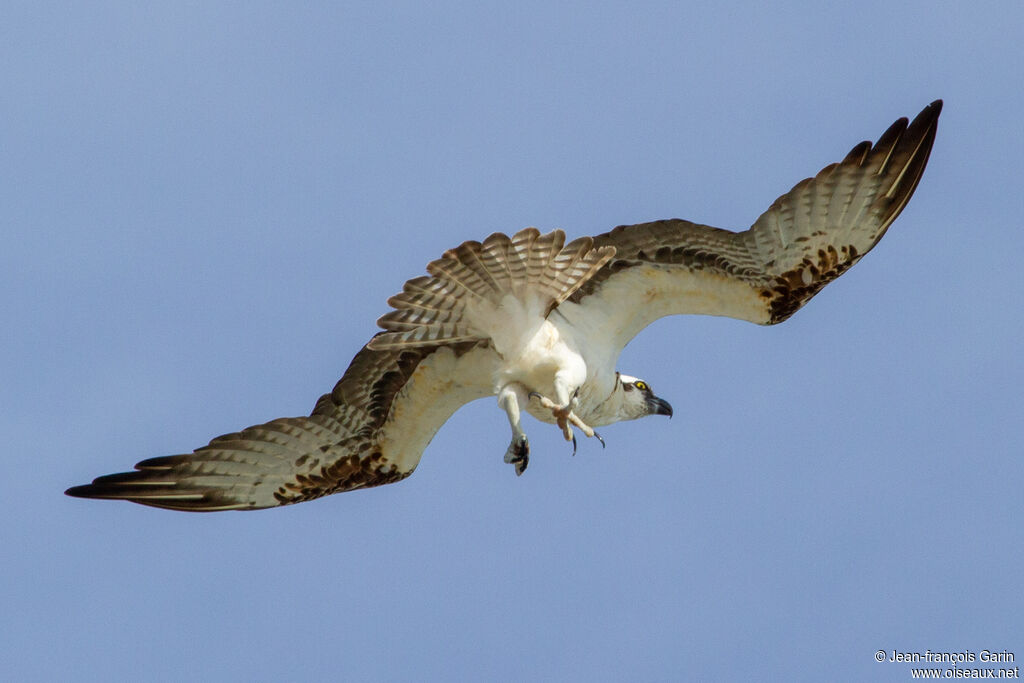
634 381 648 391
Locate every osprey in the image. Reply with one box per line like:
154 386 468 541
67 101 942 511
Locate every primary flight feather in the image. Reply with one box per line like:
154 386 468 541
67 101 942 511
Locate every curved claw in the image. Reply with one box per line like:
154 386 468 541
571 434 577 456
504 435 530 476
594 431 606 449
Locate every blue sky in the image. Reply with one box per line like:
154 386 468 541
3 2 1022 681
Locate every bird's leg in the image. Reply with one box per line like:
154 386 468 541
528 374 604 450
528 392 574 440
498 383 530 475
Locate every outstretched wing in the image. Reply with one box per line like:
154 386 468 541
561 100 942 353
66 339 496 511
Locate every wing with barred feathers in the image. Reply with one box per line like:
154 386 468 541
65 339 497 511
560 100 942 351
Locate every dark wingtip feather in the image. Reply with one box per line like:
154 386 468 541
64 474 240 512
64 459 243 511
911 99 943 131
842 140 872 164
876 99 942 220
64 453 192 500
65 484 97 499
874 116 910 153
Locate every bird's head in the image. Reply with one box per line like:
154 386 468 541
612 373 673 422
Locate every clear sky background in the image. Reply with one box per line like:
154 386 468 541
3 2 1022 681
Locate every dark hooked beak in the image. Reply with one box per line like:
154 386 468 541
646 395 673 418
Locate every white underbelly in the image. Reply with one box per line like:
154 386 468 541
494 319 587 402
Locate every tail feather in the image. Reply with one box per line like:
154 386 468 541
387 276 461 314
442 241 504 296
548 237 615 305
368 322 476 348
426 251 493 299
368 228 616 351
477 231 519 292
524 229 564 290
505 229 538 291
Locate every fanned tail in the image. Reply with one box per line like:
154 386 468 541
368 228 614 350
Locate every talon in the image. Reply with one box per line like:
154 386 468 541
527 391 597 446
531 392 572 423
504 435 530 476
594 431 605 449
567 412 595 438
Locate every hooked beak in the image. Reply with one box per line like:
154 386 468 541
646 395 673 418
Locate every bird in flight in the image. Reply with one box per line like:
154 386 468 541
67 101 942 511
